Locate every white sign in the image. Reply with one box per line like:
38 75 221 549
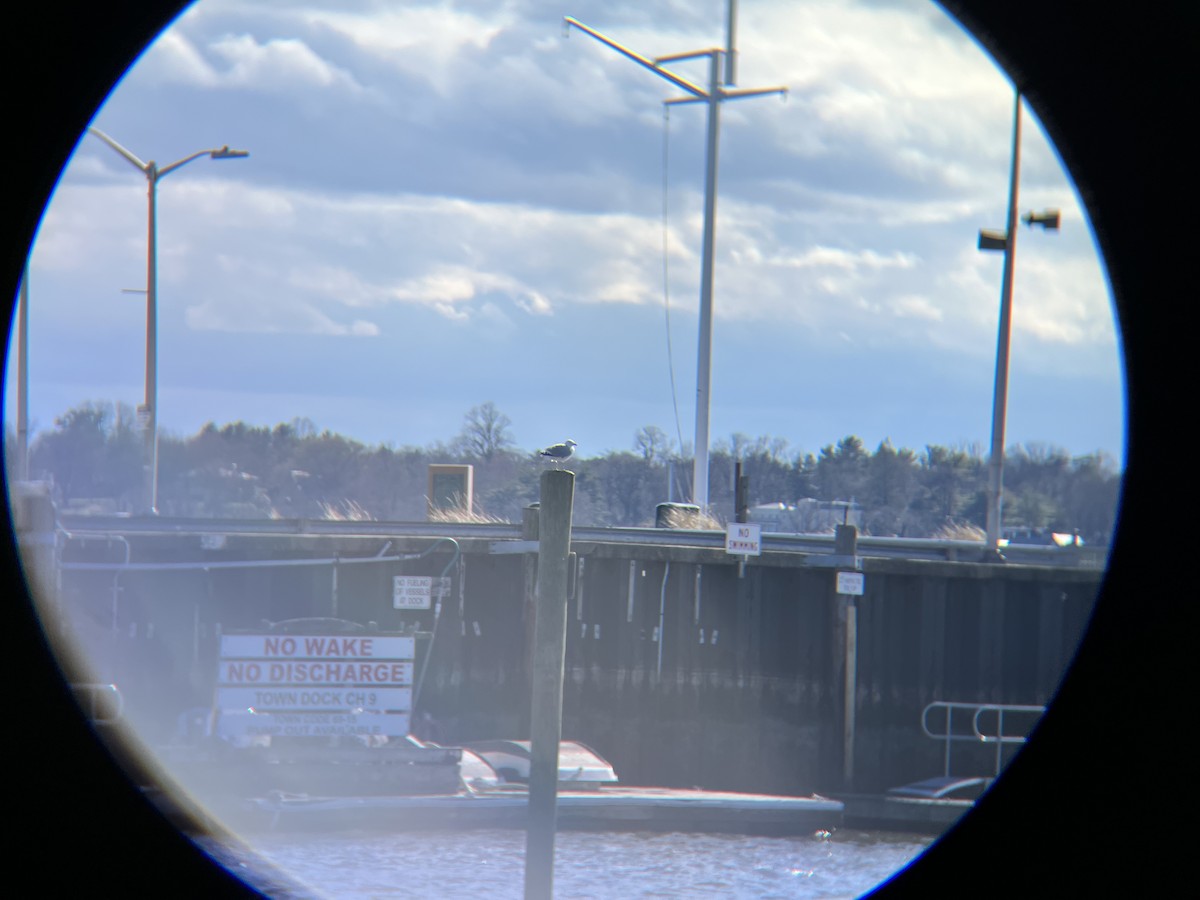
725 523 762 556
394 575 433 609
836 571 865 596
215 632 415 740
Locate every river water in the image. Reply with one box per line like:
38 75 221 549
199 827 934 899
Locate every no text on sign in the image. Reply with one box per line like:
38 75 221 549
726 523 762 556
836 571 865 596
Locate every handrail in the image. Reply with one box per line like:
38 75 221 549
71 683 124 725
921 700 1044 778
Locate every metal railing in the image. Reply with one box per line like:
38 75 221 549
921 700 1045 778
53 512 1106 569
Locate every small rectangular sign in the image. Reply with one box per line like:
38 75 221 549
726 523 762 556
394 575 433 609
215 632 415 740
837 571 865 595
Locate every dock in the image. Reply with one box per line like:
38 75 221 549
835 793 972 834
236 785 844 835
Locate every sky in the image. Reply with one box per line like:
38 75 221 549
4 0 1125 467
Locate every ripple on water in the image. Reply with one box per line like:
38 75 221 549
199 827 935 899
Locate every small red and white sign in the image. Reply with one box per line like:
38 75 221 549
726 523 762 556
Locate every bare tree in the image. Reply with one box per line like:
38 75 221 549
633 425 674 463
456 401 514 461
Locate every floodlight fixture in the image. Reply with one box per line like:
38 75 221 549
978 229 1008 251
1022 208 1061 230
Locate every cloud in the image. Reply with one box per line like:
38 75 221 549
1012 254 1117 347
16 0 1124 464
209 33 365 93
136 25 366 97
184 293 379 336
770 245 919 272
295 4 510 96
144 31 221 87
888 294 943 322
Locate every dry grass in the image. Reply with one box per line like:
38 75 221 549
932 521 986 541
659 507 724 530
319 499 375 521
427 499 509 525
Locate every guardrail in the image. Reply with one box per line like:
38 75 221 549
54 514 1106 569
921 701 1046 778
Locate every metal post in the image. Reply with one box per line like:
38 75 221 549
843 595 857 786
985 91 1022 550
835 524 859 786
87 127 247 516
693 49 722 513
724 0 738 85
562 7 784 515
525 469 575 900
734 459 749 523
145 166 159 514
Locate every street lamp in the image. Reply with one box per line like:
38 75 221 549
564 2 785 512
88 127 248 514
976 91 1059 552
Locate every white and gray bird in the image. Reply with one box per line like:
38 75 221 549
539 439 577 466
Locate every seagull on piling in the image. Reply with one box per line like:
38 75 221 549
539 439 577 467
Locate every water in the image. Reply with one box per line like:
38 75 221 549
200 828 933 899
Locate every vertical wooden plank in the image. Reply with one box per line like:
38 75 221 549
526 470 574 900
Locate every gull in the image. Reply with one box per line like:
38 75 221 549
539 439 577 467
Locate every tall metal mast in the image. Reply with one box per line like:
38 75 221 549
564 2 785 512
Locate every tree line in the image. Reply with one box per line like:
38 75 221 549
6 400 1122 544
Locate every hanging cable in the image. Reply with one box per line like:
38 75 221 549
411 538 460 714
661 105 686 458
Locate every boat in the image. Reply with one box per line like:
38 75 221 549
835 701 1044 833
96 617 844 836
233 738 844 835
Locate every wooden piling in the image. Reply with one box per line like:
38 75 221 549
525 470 575 900
835 525 859 788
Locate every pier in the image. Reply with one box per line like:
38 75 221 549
13 489 1102 808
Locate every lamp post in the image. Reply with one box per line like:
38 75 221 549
977 91 1059 551
88 127 248 514
564 2 785 513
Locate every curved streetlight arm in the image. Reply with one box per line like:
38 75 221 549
563 16 709 99
157 149 217 178
159 146 249 177
88 126 249 179
87 126 148 173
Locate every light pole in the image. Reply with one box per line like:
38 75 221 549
977 91 1059 551
564 2 785 513
88 127 248 514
